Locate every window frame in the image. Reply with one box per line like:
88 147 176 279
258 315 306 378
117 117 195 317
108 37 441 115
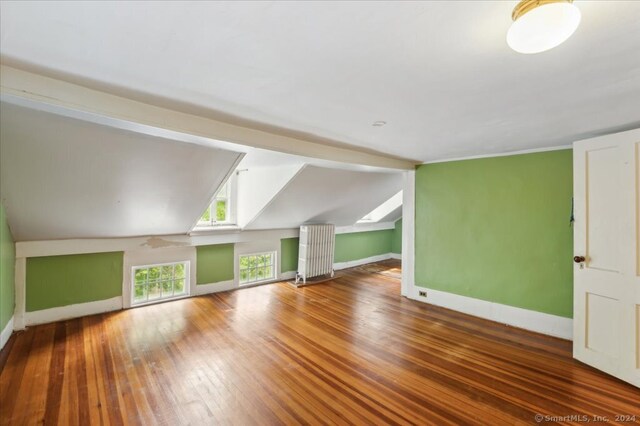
238 251 277 286
198 173 237 227
130 260 191 307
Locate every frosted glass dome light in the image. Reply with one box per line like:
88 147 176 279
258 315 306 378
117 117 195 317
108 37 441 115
507 0 581 54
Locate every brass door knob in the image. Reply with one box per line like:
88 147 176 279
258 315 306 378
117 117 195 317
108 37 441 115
573 256 586 263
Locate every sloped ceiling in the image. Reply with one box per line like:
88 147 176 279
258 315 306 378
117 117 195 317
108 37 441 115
236 164 304 228
379 206 402 223
0 102 243 241
1 1 639 161
245 165 402 230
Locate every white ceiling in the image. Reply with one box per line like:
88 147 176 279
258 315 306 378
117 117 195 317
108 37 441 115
245 165 402 230
1 1 639 162
0 102 243 241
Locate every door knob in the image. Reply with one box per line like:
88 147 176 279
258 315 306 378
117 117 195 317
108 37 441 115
573 255 586 263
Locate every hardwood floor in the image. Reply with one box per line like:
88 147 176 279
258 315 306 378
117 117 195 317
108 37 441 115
1 260 638 425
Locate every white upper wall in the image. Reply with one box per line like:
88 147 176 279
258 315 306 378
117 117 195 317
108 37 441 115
0 102 243 241
1 1 638 162
245 165 402 230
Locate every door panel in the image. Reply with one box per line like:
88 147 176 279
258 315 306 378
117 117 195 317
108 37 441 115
574 129 639 387
586 147 620 272
585 293 619 356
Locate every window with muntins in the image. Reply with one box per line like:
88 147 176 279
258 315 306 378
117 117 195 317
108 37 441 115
132 261 189 306
239 252 276 285
199 175 236 226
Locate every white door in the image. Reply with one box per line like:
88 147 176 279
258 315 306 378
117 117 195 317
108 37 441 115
573 128 639 387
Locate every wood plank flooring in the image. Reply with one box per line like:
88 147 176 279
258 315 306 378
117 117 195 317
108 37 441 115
1 260 638 425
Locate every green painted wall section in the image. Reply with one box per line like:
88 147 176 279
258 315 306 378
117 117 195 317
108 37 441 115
0 203 15 330
415 149 573 318
26 252 123 312
281 238 299 273
335 229 393 263
196 244 234 284
281 229 395 272
392 219 402 254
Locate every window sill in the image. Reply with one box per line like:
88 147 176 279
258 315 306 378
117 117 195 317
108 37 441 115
238 276 282 289
189 225 241 236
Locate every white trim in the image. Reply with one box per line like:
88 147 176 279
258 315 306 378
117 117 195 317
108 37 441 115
389 253 401 260
423 145 572 165
13 258 26 330
195 279 236 296
334 253 392 271
16 222 402 259
24 296 123 327
16 228 300 259
335 221 396 234
0 66 414 170
401 170 415 297
279 271 297 281
409 286 573 340
0 316 14 351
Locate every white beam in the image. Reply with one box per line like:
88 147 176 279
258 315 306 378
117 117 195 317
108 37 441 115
401 170 415 297
0 65 415 170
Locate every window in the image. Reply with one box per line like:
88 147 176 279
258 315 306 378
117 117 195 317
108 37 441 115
132 261 189 306
239 252 276 285
199 174 236 226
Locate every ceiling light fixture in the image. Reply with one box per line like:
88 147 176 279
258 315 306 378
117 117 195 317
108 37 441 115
372 121 386 127
507 0 581 54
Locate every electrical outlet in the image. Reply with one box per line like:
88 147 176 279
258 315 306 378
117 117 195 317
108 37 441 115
418 290 427 297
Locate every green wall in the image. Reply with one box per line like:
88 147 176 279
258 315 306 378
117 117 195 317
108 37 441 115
415 149 573 318
281 238 299 273
21 231 393 312
26 252 123 312
335 229 393 263
392 219 402 254
281 229 396 273
196 244 234 284
0 203 15 330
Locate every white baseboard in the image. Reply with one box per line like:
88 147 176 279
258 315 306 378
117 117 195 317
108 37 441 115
0 316 14 351
410 286 573 340
334 253 393 271
389 253 401 260
195 279 236 295
279 271 297 281
24 296 123 327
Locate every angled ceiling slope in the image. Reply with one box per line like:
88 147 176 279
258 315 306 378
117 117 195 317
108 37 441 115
235 164 305 229
359 191 402 223
0 102 243 241
245 165 403 230
379 206 402 223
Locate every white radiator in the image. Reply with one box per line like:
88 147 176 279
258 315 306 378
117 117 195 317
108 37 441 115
296 224 335 284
